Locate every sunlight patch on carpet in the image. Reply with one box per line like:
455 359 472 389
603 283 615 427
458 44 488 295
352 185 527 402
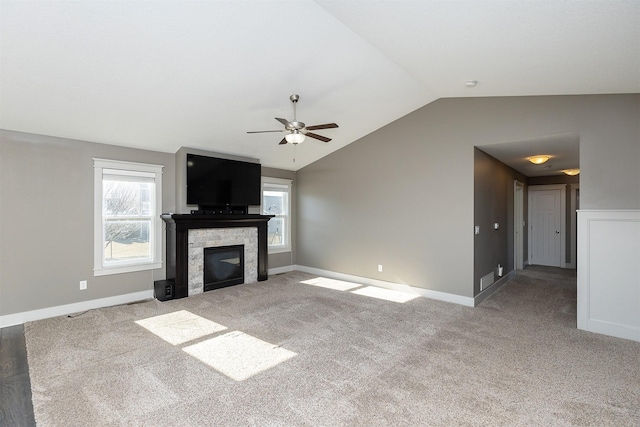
300 277 362 291
351 286 419 303
183 331 297 381
135 310 227 345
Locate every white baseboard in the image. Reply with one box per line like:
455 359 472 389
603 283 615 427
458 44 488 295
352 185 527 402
2 264 480 327
294 265 475 307
268 265 295 275
474 270 515 306
583 319 640 342
0 290 154 328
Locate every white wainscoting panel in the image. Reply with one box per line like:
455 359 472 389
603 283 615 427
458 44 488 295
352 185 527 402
577 210 640 342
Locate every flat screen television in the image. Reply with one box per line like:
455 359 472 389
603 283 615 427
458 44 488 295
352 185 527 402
186 154 261 209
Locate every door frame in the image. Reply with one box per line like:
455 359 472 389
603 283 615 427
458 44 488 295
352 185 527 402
528 184 567 268
514 180 525 270
568 184 580 269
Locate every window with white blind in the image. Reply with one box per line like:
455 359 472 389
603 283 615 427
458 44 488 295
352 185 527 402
262 177 292 253
93 159 163 276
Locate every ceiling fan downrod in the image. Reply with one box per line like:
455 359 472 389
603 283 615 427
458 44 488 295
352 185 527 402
290 94 299 122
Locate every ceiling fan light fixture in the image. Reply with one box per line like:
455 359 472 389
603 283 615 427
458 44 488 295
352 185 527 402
247 94 337 146
285 131 305 145
528 155 550 165
563 169 580 176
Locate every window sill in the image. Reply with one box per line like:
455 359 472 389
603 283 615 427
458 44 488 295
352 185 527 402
94 261 162 277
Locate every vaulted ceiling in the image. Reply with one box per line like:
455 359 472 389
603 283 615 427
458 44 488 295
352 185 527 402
1 1 638 171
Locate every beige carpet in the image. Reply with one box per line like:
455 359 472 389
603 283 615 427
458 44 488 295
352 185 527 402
25 267 640 426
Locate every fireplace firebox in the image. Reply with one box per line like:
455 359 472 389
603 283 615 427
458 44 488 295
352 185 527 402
204 245 244 291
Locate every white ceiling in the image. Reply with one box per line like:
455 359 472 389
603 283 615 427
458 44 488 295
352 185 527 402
1 1 638 171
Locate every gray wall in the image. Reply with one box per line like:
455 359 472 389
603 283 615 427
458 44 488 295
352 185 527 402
474 148 527 295
0 130 176 316
528 175 580 186
1 94 637 315
296 94 639 299
0 134 297 317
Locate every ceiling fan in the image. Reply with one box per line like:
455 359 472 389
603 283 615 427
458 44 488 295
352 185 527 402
247 94 338 145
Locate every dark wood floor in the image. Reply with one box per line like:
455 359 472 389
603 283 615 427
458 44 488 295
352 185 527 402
0 325 36 426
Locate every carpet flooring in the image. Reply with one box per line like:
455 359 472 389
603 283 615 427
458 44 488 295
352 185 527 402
24 267 640 426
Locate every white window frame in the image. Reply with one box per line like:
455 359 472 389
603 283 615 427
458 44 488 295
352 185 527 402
93 158 163 276
262 177 292 254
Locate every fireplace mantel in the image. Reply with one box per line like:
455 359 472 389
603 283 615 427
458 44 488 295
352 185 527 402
161 214 273 299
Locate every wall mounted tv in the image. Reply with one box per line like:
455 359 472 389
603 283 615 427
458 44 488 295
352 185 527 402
186 154 261 210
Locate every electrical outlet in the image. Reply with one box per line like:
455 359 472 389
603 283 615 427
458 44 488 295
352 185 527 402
79 280 87 290
475 226 480 235
378 264 383 272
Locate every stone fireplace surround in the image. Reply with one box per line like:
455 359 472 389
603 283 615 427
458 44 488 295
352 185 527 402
161 214 272 299
189 228 256 295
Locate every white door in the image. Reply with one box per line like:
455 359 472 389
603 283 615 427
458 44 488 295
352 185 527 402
529 187 564 267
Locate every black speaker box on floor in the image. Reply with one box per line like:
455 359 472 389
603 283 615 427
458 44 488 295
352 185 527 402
154 279 175 301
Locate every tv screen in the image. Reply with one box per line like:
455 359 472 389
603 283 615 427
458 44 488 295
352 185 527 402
186 154 261 207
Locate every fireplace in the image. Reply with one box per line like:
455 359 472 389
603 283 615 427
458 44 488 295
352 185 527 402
160 214 273 299
204 245 244 291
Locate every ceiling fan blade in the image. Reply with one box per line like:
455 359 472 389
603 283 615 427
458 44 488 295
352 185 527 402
247 130 285 134
305 123 339 131
275 117 291 127
306 132 331 143
278 138 288 145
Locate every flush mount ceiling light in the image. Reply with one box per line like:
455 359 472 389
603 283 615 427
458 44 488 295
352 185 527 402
528 155 550 165
563 169 580 176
